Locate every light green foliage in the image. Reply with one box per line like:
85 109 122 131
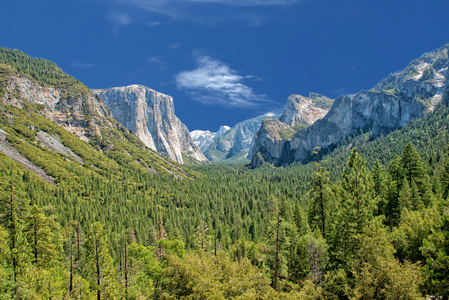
420 199 449 298
393 206 441 262
349 219 423 299
126 242 160 298
159 251 272 299
83 222 121 299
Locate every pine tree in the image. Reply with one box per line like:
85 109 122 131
401 142 426 189
193 218 213 253
308 148 331 239
330 148 376 268
0 176 32 295
155 213 167 259
264 195 295 290
83 222 120 299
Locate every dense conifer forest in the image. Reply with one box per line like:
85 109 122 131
0 48 449 299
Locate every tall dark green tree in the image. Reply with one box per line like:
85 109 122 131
330 148 377 268
401 142 426 189
308 148 332 239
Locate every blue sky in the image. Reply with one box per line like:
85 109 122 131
1 0 449 131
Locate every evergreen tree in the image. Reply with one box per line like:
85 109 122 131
264 195 295 290
308 149 332 239
330 148 377 268
421 199 449 299
401 142 426 190
83 222 120 299
0 176 32 296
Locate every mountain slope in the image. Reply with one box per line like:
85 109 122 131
0 48 196 180
251 44 449 167
94 85 208 165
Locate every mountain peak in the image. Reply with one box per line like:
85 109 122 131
252 44 449 167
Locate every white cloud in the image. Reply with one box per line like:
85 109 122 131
148 21 162 26
176 56 269 108
106 11 132 27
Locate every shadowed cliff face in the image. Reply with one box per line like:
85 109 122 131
94 85 208 164
251 44 449 167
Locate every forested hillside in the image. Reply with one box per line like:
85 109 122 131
0 49 448 299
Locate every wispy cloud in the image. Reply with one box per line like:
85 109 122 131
147 56 167 70
113 0 301 25
70 61 93 69
106 10 132 27
184 0 299 5
176 56 269 108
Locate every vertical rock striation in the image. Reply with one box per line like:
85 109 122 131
94 85 208 164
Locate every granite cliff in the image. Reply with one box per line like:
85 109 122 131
0 48 196 179
280 93 333 127
251 44 449 167
94 85 208 164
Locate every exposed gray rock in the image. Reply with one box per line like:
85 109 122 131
205 113 278 162
94 85 208 164
251 44 449 167
191 125 231 152
280 94 332 127
251 118 293 167
2 72 111 142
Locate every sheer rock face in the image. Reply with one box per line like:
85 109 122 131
251 44 449 167
250 118 293 168
191 126 231 153
279 94 331 127
94 85 208 164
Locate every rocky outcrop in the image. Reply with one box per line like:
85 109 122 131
191 126 231 153
280 93 332 127
1 67 111 143
204 113 277 162
94 85 208 164
251 44 449 167
251 118 294 167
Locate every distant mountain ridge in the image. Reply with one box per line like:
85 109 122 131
204 113 278 163
191 126 231 152
196 92 333 164
251 44 449 167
